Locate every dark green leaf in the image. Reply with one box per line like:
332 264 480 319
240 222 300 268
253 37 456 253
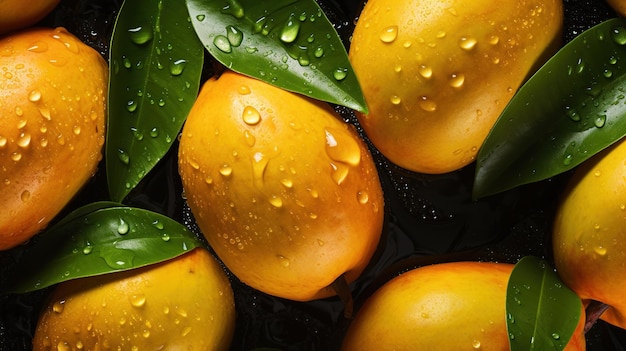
2 203 204 293
506 256 582 351
186 0 368 113
107 0 204 202
474 18 626 198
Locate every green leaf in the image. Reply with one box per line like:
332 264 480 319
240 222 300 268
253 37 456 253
107 0 204 202
186 0 368 113
2 203 204 294
506 256 582 351
474 18 626 198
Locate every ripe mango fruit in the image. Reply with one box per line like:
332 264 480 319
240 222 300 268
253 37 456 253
0 27 107 250
178 70 384 302
553 137 626 329
349 0 563 173
341 261 586 351
33 248 236 351
0 0 60 35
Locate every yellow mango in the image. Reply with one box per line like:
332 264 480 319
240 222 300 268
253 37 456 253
553 137 626 329
33 248 236 351
178 70 384 302
0 27 107 250
341 261 586 350
349 0 563 173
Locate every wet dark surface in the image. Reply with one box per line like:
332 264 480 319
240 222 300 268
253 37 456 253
1 0 626 350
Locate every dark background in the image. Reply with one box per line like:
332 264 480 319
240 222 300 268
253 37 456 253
1 0 625 350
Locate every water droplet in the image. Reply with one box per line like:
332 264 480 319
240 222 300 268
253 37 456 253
488 35 500 45
226 25 244 47
449 73 465 88
17 133 31 148
472 340 481 349
169 59 186 76
380 25 398 43
333 67 348 81
28 90 41 102
11 152 22 162
127 100 138 112
128 26 153 45
150 127 159 138
82 244 93 255
280 14 300 43
243 130 256 147
20 190 30 202
219 164 233 177
280 178 293 188
551 333 560 340
611 26 626 45
390 95 401 105
418 96 437 112
27 41 49 53
357 190 369 204
269 195 283 208
313 46 324 58
277 254 290 267
324 128 361 167
118 149 130 165
196 14 206 22
222 0 245 18
52 300 65 313
604 69 613 78
213 35 232 53
130 294 146 308
418 65 433 79
595 114 606 128
242 106 261 125
566 108 580 122
594 246 607 256
459 36 477 50
148 220 163 231
251 151 268 183
117 218 130 235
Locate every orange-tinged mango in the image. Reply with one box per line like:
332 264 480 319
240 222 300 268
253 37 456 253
0 0 60 35
0 27 107 250
349 0 563 173
33 248 236 351
178 70 384 301
553 137 626 329
341 261 586 351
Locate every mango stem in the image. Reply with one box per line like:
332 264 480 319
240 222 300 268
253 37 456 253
584 300 611 333
331 274 354 319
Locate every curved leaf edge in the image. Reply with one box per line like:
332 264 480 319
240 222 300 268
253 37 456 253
1 203 205 294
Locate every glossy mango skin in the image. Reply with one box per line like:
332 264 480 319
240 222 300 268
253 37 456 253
0 27 107 250
340 261 586 351
349 0 563 174
178 70 384 301
33 248 236 351
0 0 60 35
553 137 626 329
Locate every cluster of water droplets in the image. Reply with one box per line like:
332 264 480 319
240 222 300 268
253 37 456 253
559 25 626 167
193 0 350 87
109 20 196 181
45 283 201 351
